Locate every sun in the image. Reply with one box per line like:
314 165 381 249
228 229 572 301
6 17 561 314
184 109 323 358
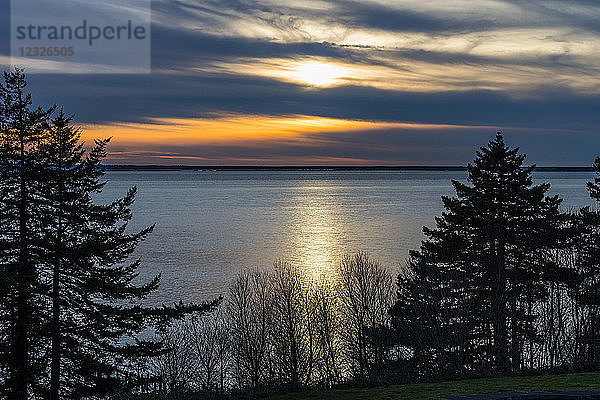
290 61 347 87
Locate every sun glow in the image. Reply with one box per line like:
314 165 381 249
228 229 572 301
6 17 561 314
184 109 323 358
206 58 356 88
289 61 347 87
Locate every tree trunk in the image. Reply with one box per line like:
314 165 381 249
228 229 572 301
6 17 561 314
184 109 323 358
493 239 509 373
12 125 30 400
50 140 65 400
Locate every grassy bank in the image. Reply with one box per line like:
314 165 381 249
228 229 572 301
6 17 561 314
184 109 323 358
267 372 600 400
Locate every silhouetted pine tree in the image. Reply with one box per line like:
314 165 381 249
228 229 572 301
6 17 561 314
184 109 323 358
0 68 53 400
2 69 219 399
391 133 563 377
392 264 474 380
572 158 600 364
36 112 218 399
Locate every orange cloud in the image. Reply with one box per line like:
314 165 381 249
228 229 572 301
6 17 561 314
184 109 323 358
83 114 488 143
82 114 381 145
80 114 493 165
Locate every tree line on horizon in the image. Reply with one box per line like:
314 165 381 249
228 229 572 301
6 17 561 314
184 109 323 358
2 69 600 399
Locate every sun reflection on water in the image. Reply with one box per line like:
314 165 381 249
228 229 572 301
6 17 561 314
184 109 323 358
289 184 342 285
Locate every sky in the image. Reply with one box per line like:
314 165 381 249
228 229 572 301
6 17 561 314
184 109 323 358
2 0 600 165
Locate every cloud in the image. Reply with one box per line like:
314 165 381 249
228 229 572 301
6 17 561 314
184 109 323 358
146 2 600 98
6 0 600 164
79 114 599 166
0 0 9 59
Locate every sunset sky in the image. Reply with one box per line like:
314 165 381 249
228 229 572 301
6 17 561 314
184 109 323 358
3 0 600 165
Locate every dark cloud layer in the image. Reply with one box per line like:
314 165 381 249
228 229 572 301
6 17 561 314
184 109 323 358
0 0 9 58
26 71 600 130
5 0 600 164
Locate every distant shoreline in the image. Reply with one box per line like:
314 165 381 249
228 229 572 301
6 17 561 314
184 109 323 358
101 165 594 172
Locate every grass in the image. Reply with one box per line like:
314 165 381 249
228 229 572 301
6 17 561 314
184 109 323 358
267 372 600 400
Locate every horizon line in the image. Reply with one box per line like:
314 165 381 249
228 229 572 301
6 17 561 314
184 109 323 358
100 165 595 171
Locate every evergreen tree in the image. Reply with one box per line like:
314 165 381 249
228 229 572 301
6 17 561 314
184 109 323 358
1 69 218 399
392 262 474 380
391 133 563 376
572 157 600 363
0 68 53 400
36 112 218 399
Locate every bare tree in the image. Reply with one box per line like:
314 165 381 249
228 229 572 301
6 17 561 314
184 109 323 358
188 304 231 392
337 252 395 381
147 253 399 394
151 322 195 394
269 260 318 387
227 270 273 389
311 279 343 387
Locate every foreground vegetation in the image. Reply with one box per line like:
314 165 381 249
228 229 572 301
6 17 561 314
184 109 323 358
268 372 600 400
0 69 216 400
147 135 600 397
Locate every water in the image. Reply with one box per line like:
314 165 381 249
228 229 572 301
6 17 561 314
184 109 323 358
96 170 597 304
